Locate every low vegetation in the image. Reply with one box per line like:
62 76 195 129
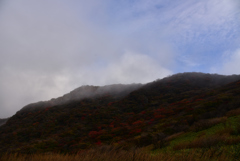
0 146 233 161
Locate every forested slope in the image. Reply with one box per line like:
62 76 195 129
1 72 240 154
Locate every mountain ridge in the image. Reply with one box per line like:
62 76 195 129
0 118 8 126
19 83 142 114
17 72 240 115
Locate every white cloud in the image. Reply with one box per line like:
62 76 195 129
220 49 240 75
100 51 172 84
0 0 175 118
0 67 72 117
166 0 239 43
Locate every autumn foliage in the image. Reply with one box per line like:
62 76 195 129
1 72 240 155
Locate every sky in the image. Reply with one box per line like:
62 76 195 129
0 0 240 118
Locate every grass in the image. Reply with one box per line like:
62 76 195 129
151 114 240 160
0 148 230 161
168 115 240 148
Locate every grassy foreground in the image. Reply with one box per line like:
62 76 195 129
0 148 231 161
2 113 240 161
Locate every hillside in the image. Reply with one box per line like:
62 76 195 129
18 83 142 114
1 72 240 155
0 118 8 127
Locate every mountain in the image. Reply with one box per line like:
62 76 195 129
0 118 8 127
19 83 142 114
1 72 240 154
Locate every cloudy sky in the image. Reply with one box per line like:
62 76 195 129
0 0 240 118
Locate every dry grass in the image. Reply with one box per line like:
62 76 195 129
173 132 240 152
0 147 230 161
215 127 234 136
226 108 240 117
164 132 185 142
173 136 224 150
191 117 227 132
224 136 240 145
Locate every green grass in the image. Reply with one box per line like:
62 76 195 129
154 115 240 153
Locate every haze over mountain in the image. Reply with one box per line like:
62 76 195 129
0 119 7 126
20 83 142 114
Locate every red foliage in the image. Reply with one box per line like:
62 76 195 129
186 107 194 111
147 119 155 125
44 107 51 111
95 141 102 145
135 129 142 133
109 121 115 128
196 99 203 101
108 102 113 106
164 109 174 115
129 129 142 134
33 122 39 126
155 108 165 112
154 114 165 119
176 107 186 111
111 127 122 133
141 111 146 114
58 144 64 147
120 123 128 126
132 120 143 126
88 131 100 138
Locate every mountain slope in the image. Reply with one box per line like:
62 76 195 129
19 83 142 114
0 118 8 127
1 72 240 154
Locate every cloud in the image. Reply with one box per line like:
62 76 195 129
1 0 239 118
93 51 172 84
0 67 73 117
167 0 238 37
164 0 240 73
107 0 240 72
219 49 240 75
0 0 175 118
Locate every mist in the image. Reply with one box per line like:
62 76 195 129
0 0 173 118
